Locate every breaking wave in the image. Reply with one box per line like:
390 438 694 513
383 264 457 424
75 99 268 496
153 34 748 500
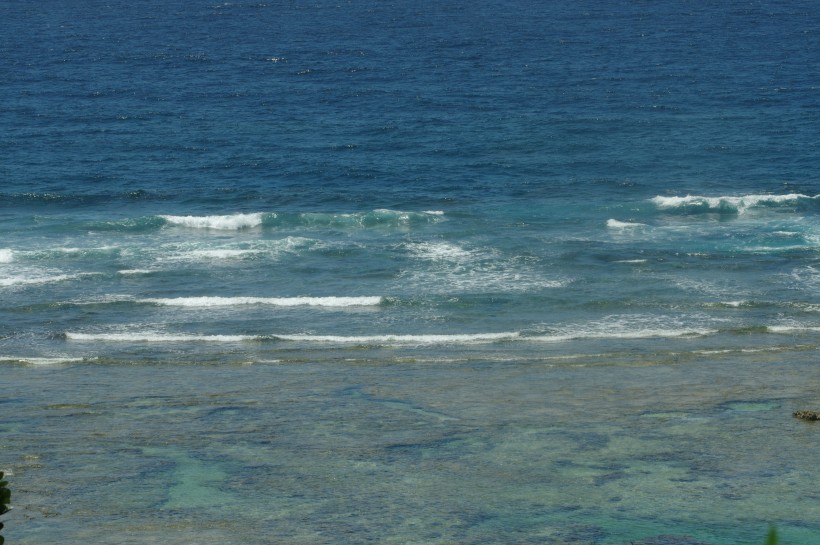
650 193 818 215
66 332 257 342
88 210 444 233
607 219 648 230
140 296 384 307
160 213 266 230
160 210 444 231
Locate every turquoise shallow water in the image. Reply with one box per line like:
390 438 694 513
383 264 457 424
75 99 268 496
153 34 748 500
3 352 819 545
1 0 819 543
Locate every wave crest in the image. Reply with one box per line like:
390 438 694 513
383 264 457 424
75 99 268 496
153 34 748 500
650 193 818 214
273 332 520 344
141 296 384 307
156 210 443 231
66 332 256 342
606 219 647 229
160 213 266 230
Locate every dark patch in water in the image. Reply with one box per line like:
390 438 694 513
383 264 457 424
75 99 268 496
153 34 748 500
635 535 712 545
554 523 608 544
718 399 781 413
593 470 626 486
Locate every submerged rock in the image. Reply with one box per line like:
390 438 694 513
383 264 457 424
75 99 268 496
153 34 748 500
793 410 820 421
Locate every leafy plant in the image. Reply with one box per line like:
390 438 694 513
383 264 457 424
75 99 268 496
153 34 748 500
0 470 9 545
764 526 778 545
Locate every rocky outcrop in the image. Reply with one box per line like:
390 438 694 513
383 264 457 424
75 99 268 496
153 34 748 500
793 410 820 421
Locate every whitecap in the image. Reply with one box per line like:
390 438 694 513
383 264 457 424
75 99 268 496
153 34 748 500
650 193 817 215
719 301 747 308
183 249 264 259
0 271 100 287
405 241 474 261
274 332 520 344
66 332 256 342
767 325 820 334
606 219 647 229
0 356 88 366
141 296 384 307
0 249 13 263
117 269 155 275
160 213 266 230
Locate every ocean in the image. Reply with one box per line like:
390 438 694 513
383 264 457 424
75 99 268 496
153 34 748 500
1 0 818 543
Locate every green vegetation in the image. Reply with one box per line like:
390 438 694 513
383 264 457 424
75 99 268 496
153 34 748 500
0 471 10 545
764 526 778 545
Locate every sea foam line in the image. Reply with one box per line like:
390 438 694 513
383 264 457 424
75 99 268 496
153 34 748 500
0 356 88 366
117 269 155 275
66 332 256 342
140 296 384 307
64 332 520 344
273 332 520 344
157 210 444 231
650 193 818 214
0 272 101 287
767 325 820 334
63 328 721 345
529 327 718 342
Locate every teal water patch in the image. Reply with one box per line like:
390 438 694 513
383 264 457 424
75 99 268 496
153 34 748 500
339 385 459 422
720 400 782 413
3 355 820 544
144 447 237 510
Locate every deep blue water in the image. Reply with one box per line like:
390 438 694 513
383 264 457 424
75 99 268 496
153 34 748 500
1 1 818 544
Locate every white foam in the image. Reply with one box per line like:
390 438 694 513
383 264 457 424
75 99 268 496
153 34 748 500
141 296 384 307
183 249 264 259
423 210 445 215
156 237 318 263
613 259 648 263
0 272 99 287
532 315 717 342
64 331 519 344
531 327 716 342
0 356 87 366
406 241 474 261
607 219 647 229
160 213 266 230
650 193 817 214
396 266 568 294
66 332 255 342
767 325 820 334
117 269 155 275
399 241 566 293
789 265 820 289
274 332 520 344
0 249 13 263
52 246 118 254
